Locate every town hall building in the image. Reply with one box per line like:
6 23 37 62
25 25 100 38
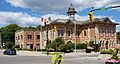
15 5 119 49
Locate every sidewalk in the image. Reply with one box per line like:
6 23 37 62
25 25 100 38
17 51 48 56
64 52 100 57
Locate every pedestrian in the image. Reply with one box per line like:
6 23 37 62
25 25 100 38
51 53 64 64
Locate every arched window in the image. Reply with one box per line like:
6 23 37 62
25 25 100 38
84 30 86 36
99 29 103 36
68 31 70 36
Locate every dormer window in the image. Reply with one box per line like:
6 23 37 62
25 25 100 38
106 30 108 36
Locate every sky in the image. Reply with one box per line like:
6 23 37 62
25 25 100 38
0 0 120 31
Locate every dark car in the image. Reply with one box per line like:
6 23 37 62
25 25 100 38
3 49 16 55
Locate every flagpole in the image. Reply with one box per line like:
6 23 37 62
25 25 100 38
40 26 42 53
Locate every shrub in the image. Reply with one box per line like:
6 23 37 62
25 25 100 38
100 49 114 54
59 44 66 52
12 45 20 48
36 49 46 51
6 41 14 49
111 49 120 60
76 43 87 49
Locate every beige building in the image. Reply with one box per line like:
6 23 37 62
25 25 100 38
15 5 119 49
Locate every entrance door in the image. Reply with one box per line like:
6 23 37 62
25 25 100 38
106 41 108 49
30 44 33 49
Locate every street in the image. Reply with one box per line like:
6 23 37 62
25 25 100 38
0 52 106 64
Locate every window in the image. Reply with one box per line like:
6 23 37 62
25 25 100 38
106 30 108 36
58 30 64 36
61 30 64 36
102 41 105 47
84 30 86 36
37 35 40 39
58 30 61 36
111 30 114 36
27 35 32 39
100 40 102 46
76 31 80 36
52 30 54 36
68 31 70 36
112 40 114 47
50 30 52 37
99 29 103 36
18 36 20 40
16 37 17 40
21 35 23 39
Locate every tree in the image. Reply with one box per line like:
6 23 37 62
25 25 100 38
117 32 120 40
66 41 74 51
0 24 22 45
6 41 14 49
51 37 65 52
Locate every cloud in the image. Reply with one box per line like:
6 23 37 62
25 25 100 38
0 11 40 27
94 0 120 8
0 12 68 27
6 0 120 14
0 11 119 31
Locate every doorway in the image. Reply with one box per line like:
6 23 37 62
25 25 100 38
105 41 108 49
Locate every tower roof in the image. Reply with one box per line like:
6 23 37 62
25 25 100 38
67 4 77 15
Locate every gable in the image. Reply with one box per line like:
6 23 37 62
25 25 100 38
66 20 74 24
104 18 113 23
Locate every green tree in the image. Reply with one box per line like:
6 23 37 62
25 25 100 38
66 41 74 51
51 37 65 52
117 32 120 40
6 41 14 49
0 24 22 45
59 43 66 51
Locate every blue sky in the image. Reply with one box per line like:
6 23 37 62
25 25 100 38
0 0 120 31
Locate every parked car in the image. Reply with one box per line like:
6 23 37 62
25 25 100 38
3 49 16 55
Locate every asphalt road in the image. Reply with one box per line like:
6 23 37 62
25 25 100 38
0 53 106 64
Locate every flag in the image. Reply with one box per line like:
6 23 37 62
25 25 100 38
41 18 43 22
48 17 51 21
44 18 46 22
47 17 51 24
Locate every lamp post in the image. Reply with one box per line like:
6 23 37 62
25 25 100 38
74 20 76 53
44 22 49 55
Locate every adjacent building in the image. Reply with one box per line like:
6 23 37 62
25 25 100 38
15 29 42 49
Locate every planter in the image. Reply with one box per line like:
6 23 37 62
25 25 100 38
105 58 120 64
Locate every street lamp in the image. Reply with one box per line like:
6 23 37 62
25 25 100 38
0 29 2 48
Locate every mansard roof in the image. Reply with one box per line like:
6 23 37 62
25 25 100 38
50 17 119 25
50 19 83 25
83 17 119 25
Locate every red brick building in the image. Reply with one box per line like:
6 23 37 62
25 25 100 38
15 29 41 49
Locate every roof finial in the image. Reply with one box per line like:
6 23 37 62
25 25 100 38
70 3 73 6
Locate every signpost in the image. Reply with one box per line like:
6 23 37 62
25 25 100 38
91 5 120 12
